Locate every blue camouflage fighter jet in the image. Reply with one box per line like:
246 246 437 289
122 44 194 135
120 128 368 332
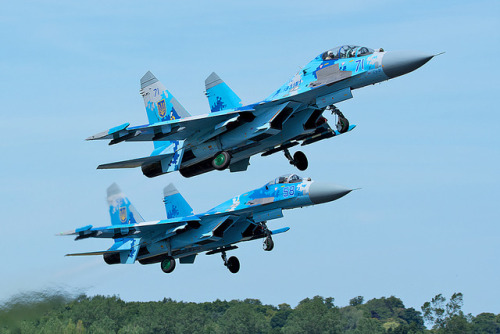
88 45 435 178
61 174 351 273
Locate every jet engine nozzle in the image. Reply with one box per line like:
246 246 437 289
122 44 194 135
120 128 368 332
308 182 352 204
382 51 434 79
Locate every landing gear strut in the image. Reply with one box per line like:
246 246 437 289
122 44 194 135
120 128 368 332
260 222 274 251
221 251 240 274
284 148 308 171
328 105 349 133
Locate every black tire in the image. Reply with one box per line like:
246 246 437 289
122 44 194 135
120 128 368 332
293 151 308 171
226 256 240 274
263 237 274 251
160 256 176 273
336 116 349 133
212 151 231 170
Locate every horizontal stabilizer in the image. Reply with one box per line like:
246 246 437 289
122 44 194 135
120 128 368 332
66 250 118 256
97 153 174 169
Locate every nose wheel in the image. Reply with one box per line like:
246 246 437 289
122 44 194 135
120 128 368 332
328 105 349 133
221 251 240 274
260 222 274 251
263 236 274 251
284 148 308 171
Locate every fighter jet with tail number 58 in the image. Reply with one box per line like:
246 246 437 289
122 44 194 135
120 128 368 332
61 174 352 274
88 45 435 178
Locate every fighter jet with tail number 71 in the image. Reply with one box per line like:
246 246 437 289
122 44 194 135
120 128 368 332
61 174 352 274
88 45 435 178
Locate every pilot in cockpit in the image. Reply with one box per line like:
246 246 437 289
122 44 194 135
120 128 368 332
324 50 335 60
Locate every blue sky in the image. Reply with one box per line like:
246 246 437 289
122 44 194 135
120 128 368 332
1 0 499 316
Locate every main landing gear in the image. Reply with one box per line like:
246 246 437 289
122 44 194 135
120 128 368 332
160 256 176 274
327 105 349 133
212 151 231 170
221 251 240 274
284 148 308 171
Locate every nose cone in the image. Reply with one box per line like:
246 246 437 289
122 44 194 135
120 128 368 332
308 182 352 205
382 51 434 78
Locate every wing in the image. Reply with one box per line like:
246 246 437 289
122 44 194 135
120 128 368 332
59 216 201 241
86 110 255 145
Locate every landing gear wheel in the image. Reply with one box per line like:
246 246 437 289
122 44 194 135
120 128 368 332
263 237 274 251
336 116 349 133
293 151 308 171
160 256 176 274
212 151 231 170
226 256 240 274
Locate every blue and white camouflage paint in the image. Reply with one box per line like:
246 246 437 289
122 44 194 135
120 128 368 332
61 174 352 272
88 45 435 178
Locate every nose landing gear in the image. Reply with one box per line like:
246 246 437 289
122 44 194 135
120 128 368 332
328 105 349 133
260 222 274 251
263 236 274 251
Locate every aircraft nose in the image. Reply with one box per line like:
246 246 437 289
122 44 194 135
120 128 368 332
382 51 434 79
308 182 352 204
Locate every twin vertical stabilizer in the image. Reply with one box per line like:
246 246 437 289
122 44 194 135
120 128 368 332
204 72 242 112
140 71 191 124
163 183 193 219
107 183 145 225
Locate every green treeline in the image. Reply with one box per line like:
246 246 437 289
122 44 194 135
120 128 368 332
0 292 499 333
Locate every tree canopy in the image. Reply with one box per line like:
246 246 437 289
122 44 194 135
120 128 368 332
0 292 497 333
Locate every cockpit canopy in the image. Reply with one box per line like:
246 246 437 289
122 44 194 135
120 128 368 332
321 45 375 60
266 174 303 187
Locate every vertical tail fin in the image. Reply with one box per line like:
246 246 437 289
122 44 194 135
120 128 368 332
163 183 194 219
107 183 145 225
139 71 191 124
204 72 242 112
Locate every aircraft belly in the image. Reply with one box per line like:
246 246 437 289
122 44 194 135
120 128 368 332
218 112 274 148
228 109 315 161
179 106 318 170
